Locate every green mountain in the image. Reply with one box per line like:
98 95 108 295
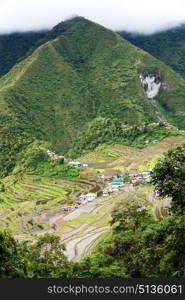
0 31 46 77
0 17 185 165
119 24 185 78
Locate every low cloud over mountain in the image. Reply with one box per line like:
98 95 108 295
0 0 185 34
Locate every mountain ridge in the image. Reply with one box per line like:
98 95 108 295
0 31 46 77
0 17 184 177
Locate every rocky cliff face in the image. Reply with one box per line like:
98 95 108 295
139 72 161 99
139 72 163 121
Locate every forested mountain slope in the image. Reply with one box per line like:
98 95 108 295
0 17 185 157
119 24 185 78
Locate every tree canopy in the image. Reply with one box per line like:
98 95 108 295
152 144 185 213
0 231 69 278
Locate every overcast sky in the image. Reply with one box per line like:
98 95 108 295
0 0 185 34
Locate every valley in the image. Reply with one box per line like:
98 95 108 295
1 133 184 261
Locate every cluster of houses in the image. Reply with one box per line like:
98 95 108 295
131 171 152 185
60 193 97 214
142 140 158 145
102 171 152 185
77 193 97 204
59 171 152 215
69 161 88 168
62 204 81 212
102 182 134 197
101 175 134 197
45 150 153 213
100 173 152 211
46 152 89 168
101 171 152 197
46 150 64 161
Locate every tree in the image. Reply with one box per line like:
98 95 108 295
27 235 70 278
152 144 185 213
0 231 70 278
137 215 185 277
0 230 28 277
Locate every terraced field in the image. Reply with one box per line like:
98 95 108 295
56 134 185 261
0 134 184 261
79 134 185 176
0 175 96 233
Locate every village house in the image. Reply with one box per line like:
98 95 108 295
102 191 109 197
142 140 149 145
68 161 88 168
152 140 158 144
131 171 151 185
112 178 123 185
82 163 89 167
101 175 113 181
78 192 97 203
138 205 145 211
69 161 82 168
46 150 64 161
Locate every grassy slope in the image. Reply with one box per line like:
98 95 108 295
0 17 185 156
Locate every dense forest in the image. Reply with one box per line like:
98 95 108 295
119 24 185 78
0 31 46 77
